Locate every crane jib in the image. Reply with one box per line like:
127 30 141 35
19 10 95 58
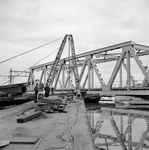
47 34 80 90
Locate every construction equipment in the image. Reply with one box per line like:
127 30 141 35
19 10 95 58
47 34 80 91
35 35 79 113
37 95 67 113
47 35 67 85
68 35 80 90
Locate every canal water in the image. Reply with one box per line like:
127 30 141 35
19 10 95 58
86 103 149 150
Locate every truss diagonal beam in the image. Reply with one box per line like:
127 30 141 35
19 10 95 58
122 61 136 86
130 49 149 86
54 64 62 89
130 49 149 78
90 58 105 86
39 68 45 84
108 48 128 88
47 35 67 85
79 59 87 82
69 35 80 90
82 73 88 88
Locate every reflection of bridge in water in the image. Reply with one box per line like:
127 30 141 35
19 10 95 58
88 107 149 150
27 40 149 97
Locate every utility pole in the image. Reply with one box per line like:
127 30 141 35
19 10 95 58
9 69 29 85
10 68 13 84
0 69 29 85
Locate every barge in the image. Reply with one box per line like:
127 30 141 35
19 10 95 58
0 95 95 150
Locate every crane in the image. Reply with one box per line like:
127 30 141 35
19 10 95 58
47 34 80 91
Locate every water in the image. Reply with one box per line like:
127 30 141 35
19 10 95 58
86 104 149 150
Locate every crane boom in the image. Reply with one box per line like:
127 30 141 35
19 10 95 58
47 35 67 85
69 35 80 90
47 34 80 90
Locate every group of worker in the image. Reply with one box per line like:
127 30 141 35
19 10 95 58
34 82 54 102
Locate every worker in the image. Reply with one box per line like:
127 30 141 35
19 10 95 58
44 83 50 97
34 83 38 103
51 86 54 95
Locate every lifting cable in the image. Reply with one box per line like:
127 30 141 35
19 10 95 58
0 36 64 65
1 48 59 86
0 36 64 86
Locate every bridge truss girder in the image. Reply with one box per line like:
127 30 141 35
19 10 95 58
27 40 149 95
103 45 149 91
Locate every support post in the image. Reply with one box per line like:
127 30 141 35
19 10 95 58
68 36 71 89
10 68 12 85
30 69 33 90
119 62 123 87
91 66 94 88
127 51 131 90
88 59 91 89
62 64 65 89
44 66 47 86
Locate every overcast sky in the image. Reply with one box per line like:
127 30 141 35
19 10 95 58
0 0 149 85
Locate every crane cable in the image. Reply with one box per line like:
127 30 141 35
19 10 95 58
1 48 59 86
0 36 64 85
0 36 64 65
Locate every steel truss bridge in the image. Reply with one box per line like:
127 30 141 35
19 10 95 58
27 38 149 96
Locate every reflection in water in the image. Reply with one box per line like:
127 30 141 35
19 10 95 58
88 108 149 150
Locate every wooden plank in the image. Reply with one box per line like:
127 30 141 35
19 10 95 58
0 141 9 148
9 137 39 144
17 111 42 123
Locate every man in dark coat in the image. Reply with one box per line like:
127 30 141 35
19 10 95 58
51 86 54 95
44 83 50 97
34 83 38 103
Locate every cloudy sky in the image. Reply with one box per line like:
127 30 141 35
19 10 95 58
0 0 149 85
